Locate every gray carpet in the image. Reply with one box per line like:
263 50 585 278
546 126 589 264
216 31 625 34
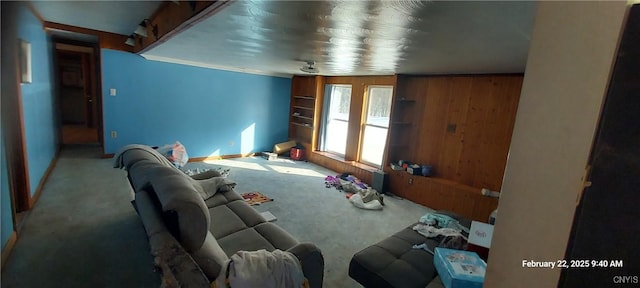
185 156 434 287
2 146 433 287
1 145 160 288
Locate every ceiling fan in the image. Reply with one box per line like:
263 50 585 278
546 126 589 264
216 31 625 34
300 61 319 74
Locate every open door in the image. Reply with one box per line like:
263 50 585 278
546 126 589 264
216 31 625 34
560 4 640 287
54 41 102 146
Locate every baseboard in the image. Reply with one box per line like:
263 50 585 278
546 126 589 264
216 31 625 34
29 149 60 208
101 153 115 159
1 231 17 268
188 153 255 162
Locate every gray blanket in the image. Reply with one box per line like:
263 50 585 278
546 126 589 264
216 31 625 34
113 144 176 169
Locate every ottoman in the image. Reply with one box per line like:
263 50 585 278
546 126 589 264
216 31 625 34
348 212 470 288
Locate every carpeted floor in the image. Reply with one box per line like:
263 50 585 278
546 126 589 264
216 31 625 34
1 146 433 287
1 144 160 288
186 156 434 287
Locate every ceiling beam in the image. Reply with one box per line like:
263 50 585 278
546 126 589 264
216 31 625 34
134 0 233 54
43 22 133 52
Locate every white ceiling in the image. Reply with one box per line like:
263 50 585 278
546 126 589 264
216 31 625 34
31 0 163 36
33 0 536 77
143 0 536 76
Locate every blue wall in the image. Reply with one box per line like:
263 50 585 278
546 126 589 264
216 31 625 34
101 49 291 157
17 4 57 196
1 131 13 250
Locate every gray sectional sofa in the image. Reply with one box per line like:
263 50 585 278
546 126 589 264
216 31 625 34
118 148 324 287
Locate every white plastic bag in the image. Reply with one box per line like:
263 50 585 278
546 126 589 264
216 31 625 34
156 141 189 168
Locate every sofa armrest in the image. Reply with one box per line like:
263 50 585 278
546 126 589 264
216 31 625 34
134 190 210 288
287 242 324 288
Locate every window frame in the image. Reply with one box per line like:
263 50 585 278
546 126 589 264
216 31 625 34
359 85 394 167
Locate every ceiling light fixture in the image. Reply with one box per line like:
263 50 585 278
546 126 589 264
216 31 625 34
134 20 149 37
300 61 319 74
125 35 135 46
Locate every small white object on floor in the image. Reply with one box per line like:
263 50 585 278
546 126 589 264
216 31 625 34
348 194 383 210
260 211 277 222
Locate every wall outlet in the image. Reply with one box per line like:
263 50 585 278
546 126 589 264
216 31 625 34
110 131 117 138
408 178 413 185
110 88 116 96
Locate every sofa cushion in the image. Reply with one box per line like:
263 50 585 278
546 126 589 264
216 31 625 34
217 223 299 257
149 166 210 253
205 190 243 208
209 200 266 239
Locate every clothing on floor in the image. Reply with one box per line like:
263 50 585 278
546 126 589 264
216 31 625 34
348 193 383 210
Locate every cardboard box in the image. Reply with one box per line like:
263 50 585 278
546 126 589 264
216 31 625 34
434 248 486 288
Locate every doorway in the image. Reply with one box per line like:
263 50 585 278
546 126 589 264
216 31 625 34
54 42 102 146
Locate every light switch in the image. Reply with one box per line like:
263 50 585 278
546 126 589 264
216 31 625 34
110 88 116 96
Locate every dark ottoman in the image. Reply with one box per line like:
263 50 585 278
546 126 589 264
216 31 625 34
349 213 471 288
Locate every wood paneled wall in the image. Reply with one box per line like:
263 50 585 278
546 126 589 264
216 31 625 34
386 74 522 221
389 170 499 221
43 22 133 52
392 75 522 191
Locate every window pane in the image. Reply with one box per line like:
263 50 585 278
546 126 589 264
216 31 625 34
361 125 388 166
323 85 351 155
329 86 352 121
360 86 393 166
366 87 393 127
325 119 349 154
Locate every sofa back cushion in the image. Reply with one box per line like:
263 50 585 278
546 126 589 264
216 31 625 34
148 166 210 252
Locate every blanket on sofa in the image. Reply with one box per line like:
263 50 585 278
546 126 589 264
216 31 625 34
214 249 306 288
113 144 176 169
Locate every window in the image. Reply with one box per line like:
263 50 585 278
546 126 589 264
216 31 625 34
321 85 352 155
360 86 393 166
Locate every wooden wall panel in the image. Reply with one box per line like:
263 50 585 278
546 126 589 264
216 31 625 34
43 22 133 52
457 77 493 187
401 75 522 191
388 170 498 221
386 74 520 222
416 77 449 166
439 77 472 179
476 76 522 190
